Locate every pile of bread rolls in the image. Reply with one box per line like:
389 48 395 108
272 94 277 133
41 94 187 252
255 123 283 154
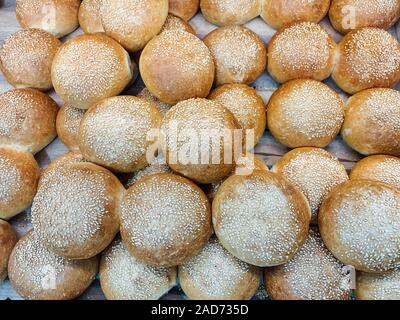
1 0 400 301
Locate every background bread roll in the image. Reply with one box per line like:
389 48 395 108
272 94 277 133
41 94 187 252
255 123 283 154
161 14 196 34
78 0 105 34
56 105 85 152
356 269 400 300
169 0 199 21
0 220 17 282
137 87 171 118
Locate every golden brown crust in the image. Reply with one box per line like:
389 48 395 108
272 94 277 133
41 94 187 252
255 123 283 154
140 30 215 104
78 0 105 34
203 26 267 86
169 0 199 21
16 0 80 38
0 147 40 220
8 231 98 300
137 87 171 118
341 88 400 156
0 220 17 282
161 14 196 34
356 269 400 300
261 0 331 29
0 29 61 90
56 105 85 152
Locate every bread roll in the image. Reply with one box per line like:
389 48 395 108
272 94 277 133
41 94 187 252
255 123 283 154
100 0 169 52
329 0 400 34
350 155 400 190
267 79 345 148
356 269 400 300
213 170 311 267
16 0 80 38
261 0 331 29
179 236 261 300
100 237 177 300
200 0 261 26
0 220 17 282
0 88 57 154
319 179 400 272
31 162 124 259
169 0 199 20
137 87 171 118
78 0 105 34
203 26 267 86
0 147 40 220
120 173 212 267
161 14 196 34
332 28 400 94
264 228 351 300
51 33 135 110
272 148 348 224
208 84 266 150
140 30 214 104
341 88 400 156
267 22 337 83
78 96 162 173
161 98 239 184
56 105 85 152
8 231 98 300
0 29 61 90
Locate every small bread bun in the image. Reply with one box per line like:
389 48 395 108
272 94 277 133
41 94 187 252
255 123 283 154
261 0 331 29
329 0 400 34
16 0 80 38
0 220 17 282
140 30 215 104
0 29 61 90
267 79 345 148
79 0 105 34
350 155 400 190
332 28 400 94
213 171 311 267
264 228 351 300
267 22 337 83
0 147 40 220
31 162 124 259
341 88 400 156
78 96 162 173
203 26 267 86
137 87 171 118
8 231 98 300
356 269 400 300
0 88 58 154
161 14 196 34
100 0 169 52
56 105 85 152
51 33 135 110
120 173 212 267
169 0 199 21
100 237 177 300
319 179 400 272
208 84 266 150
200 0 261 26
161 98 239 184
179 236 261 300
272 148 348 224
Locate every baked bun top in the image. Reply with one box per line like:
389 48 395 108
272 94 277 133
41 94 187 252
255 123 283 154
356 269 400 300
161 14 196 34
0 220 17 282
56 105 85 152
78 0 105 34
169 0 199 21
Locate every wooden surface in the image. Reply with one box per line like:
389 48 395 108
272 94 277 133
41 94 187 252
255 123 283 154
0 0 398 300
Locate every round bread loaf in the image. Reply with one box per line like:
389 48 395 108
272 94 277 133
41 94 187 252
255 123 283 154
56 105 85 152
356 269 400 300
169 0 199 20
78 0 105 34
161 14 196 34
137 87 171 118
0 220 17 282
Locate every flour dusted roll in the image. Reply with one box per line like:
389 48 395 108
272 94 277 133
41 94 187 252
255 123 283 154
203 26 267 86
267 22 337 83
179 236 261 300
140 30 215 104
267 79 345 148
264 228 351 300
100 237 177 300
341 88 400 156
32 162 124 259
0 29 61 90
261 0 331 29
332 28 400 94
0 220 17 282
200 0 261 26
78 0 105 34
0 88 57 154
169 0 199 20
350 155 400 190
213 170 311 267
78 96 162 173
319 180 400 272
329 0 400 34
120 173 212 267
161 14 196 34
356 269 400 300
56 105 85 151
8 231 98 300
100 0 169 52
51 33 135 110
272 148 348 224
137 87 171 118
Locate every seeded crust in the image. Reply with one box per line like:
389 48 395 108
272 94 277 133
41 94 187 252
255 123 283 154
79 0 105 34
169 0 199 21
356 268 400 300
161 14 196 34
56 105 85 152
0 220 17 282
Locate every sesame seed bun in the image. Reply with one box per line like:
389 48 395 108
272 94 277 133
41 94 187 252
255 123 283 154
356 268 400 300
137 87 171 119
161 14 196 34
78 0 105 34
169 0 199 21
56 105 85 152
0 220 17 282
